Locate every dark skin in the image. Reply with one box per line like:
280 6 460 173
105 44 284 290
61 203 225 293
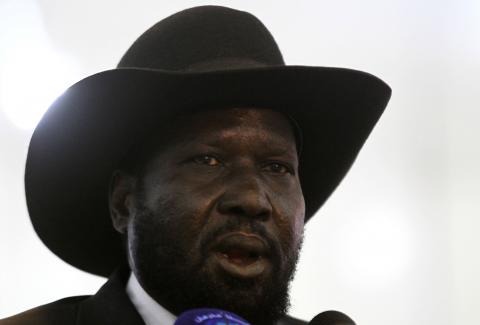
109 108 305 324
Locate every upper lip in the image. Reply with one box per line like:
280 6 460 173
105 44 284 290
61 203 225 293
211 232 270 258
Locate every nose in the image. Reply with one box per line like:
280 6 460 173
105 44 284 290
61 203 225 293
217 173 272 221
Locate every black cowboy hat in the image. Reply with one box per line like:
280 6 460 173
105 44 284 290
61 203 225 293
25 6 391 277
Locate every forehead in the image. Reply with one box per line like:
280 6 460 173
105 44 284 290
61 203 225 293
135 107 298 158
175 108 296 144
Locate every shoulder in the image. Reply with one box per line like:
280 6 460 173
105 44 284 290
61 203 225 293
277 314 308 325
0 295 90 325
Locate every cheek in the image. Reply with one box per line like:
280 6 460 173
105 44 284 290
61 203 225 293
292 196 305 241
137 187 213 251
274 192 305 252
144 170 220 213
127 204 199 272
290 180 306 238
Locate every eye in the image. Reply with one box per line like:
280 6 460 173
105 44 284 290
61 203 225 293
263 162 293 175
192 155 221 166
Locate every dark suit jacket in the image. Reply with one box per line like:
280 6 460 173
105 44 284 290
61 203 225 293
0 268 307 325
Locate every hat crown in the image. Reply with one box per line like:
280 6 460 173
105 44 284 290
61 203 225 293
118 6 285 72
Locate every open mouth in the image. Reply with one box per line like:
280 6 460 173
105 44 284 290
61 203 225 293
211 232 270 278
219 247 262 266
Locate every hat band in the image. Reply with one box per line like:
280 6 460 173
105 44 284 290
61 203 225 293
184 57 274 72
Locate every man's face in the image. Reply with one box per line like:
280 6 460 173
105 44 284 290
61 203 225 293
116 108 305 324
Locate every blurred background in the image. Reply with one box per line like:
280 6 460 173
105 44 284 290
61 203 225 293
0 0 479 324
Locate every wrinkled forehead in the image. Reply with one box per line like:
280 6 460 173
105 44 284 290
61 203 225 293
173 108 300 146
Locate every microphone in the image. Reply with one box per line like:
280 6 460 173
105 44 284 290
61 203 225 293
309 310 356 325
174 308 251 325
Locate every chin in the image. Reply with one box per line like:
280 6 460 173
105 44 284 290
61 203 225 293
190 268 290 325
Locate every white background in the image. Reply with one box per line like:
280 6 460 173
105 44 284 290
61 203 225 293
1 0 479 324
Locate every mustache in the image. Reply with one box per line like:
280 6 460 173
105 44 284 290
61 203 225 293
198 218 283 265
132 202 287 270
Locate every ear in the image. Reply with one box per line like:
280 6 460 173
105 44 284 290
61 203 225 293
109 170 136 234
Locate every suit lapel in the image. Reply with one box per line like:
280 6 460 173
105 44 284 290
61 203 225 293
76 267 145 325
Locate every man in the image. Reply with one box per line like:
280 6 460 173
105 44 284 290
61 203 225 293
1 5 391 325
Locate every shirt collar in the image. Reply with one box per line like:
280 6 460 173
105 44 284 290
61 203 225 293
126 272 177 325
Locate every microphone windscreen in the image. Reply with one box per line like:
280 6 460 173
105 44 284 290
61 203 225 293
174 308 251 325
309 310 356 325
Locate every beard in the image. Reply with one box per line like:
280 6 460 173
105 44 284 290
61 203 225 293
127 201 304 325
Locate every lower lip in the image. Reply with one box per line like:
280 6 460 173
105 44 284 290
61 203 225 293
214 252 269 279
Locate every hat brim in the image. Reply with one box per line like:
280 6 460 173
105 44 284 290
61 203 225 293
25 66 391 277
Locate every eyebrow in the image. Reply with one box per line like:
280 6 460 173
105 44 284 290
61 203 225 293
197 140 298 161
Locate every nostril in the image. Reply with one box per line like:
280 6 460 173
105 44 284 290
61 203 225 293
217 194 272 220
228 206 246 216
